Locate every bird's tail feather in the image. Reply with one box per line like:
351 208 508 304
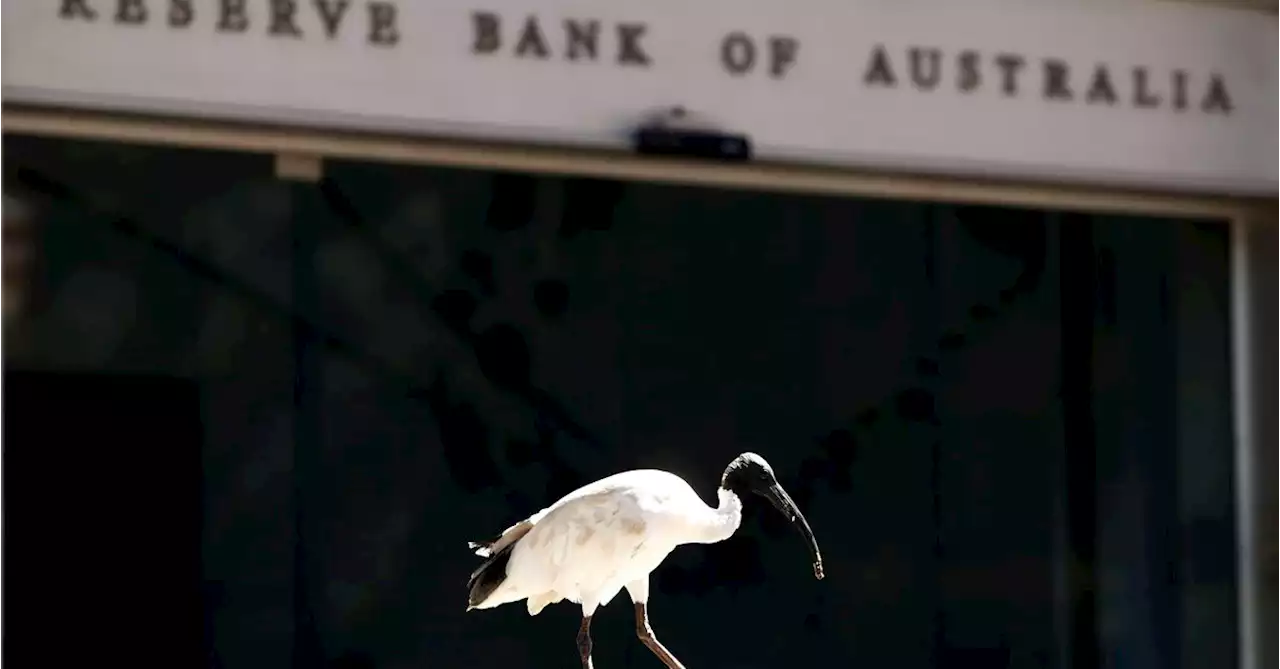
466 539 517 610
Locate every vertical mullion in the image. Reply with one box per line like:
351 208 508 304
1059 213 1100 669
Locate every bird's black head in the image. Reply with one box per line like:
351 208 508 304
720 452 777 497
720 452 825 580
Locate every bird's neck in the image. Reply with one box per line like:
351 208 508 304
691 488 743 545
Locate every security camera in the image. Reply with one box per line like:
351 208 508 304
630 107 753 163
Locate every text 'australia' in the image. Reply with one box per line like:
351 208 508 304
864 45 1233 115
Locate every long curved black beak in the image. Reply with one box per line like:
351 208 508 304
762 483 825 580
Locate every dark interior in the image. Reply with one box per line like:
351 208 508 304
3 135 1240 669
3 370 203 664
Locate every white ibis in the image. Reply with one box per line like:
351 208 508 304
466 452 824 668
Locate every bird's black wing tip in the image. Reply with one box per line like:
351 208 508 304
467 540 517 608
468 541 493 557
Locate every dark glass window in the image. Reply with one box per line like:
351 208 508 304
4 135 1238 669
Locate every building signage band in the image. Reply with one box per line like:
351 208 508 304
4 0 1276 195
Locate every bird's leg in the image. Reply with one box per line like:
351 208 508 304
577 615 594 669
634 603 686 669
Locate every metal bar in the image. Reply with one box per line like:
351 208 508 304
2 106 1259 221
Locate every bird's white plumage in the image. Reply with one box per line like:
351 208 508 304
470 469 744 616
